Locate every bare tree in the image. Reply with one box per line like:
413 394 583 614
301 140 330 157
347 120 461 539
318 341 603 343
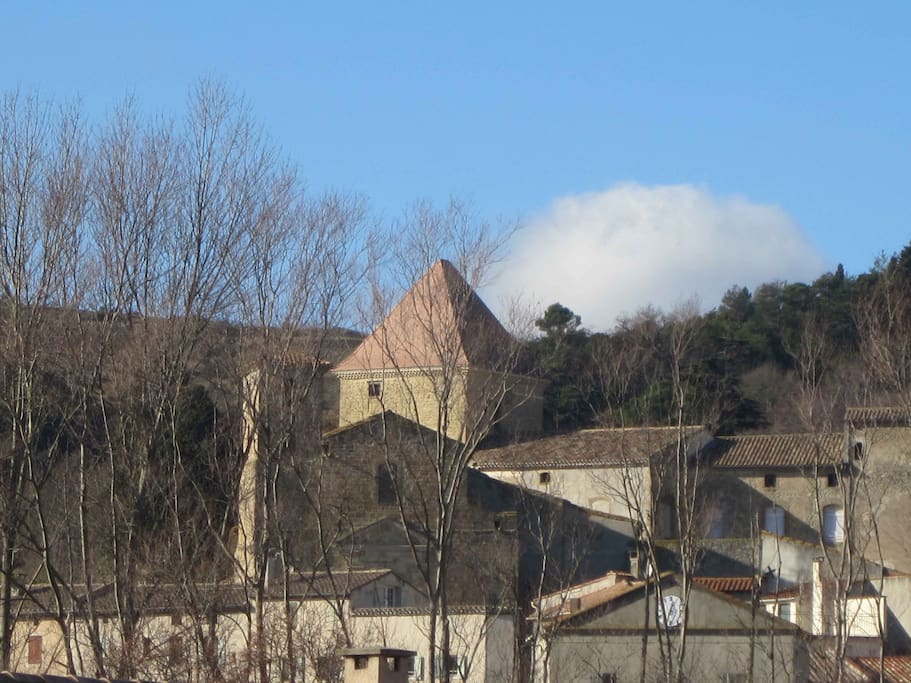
346 200 527 682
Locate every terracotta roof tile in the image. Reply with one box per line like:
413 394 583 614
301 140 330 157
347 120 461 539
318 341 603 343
693 576 754 593
334 260 513 373
700 433 843 469
852 656 911 682
473 426 701 470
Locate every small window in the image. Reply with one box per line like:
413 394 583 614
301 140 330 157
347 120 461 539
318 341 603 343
538 471 551 485
27 635 42 665
764 473 777 488
368 381 383 398
354 656 369 670
827 472 838 487
171 613 182 626
854 441 864 460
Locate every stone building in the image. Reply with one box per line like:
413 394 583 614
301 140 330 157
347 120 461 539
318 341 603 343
332 259 543 441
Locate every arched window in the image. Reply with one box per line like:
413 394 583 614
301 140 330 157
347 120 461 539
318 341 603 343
764 506 785 535
823 505 845 545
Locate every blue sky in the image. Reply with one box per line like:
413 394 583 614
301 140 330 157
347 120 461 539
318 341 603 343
3 2 908 330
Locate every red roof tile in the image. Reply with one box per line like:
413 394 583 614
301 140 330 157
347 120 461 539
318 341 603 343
693 576 754 593
852 656 911 682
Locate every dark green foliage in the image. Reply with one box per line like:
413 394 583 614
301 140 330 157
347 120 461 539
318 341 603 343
528 240 911 433
530 303 592 430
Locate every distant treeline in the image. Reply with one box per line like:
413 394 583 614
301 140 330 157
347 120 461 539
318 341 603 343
527 242 911 434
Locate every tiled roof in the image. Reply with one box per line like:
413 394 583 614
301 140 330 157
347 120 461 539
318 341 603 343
809 647 870 682
279 569 392 598
473 426 701 470
846 406 911 428
852 656 911 682
16 571 391 619
0 674 155 683
693 576 754 593
538 578 646 624
699 433 843 469
334 259 514 373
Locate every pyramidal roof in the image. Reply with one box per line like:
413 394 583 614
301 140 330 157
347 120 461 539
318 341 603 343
334 259 513 372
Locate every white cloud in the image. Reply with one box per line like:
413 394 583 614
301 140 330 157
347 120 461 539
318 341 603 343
485 183 829 333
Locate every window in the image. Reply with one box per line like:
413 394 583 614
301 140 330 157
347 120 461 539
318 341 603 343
27 635 42 665
764 505 785 535
598 675 618 683
434 654 464 678
854 441 864 460
354 656 368 670
377 464 397 504
823 505 845 545
764 473 777 488
171 613 182 626
409 655 425 680
168 635 184 665
779 601 795 623
368 381 383 398
827 472 838 487
383 585 402 607
538 471 551 485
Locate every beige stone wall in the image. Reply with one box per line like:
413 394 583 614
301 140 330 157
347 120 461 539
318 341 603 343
351 610 514 683
336 369 469 441
482 465 651 519
700 469 844 544
336 369 463 437
336 367 543 442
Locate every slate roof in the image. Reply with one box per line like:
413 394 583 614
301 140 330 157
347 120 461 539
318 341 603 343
692 576 754 593
334 259 514 373
473 426 701 471
846 406 911 428
699 433 843 469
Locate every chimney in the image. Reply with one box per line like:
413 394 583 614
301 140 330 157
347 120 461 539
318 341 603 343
341 647 416 683
628 550 641 579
